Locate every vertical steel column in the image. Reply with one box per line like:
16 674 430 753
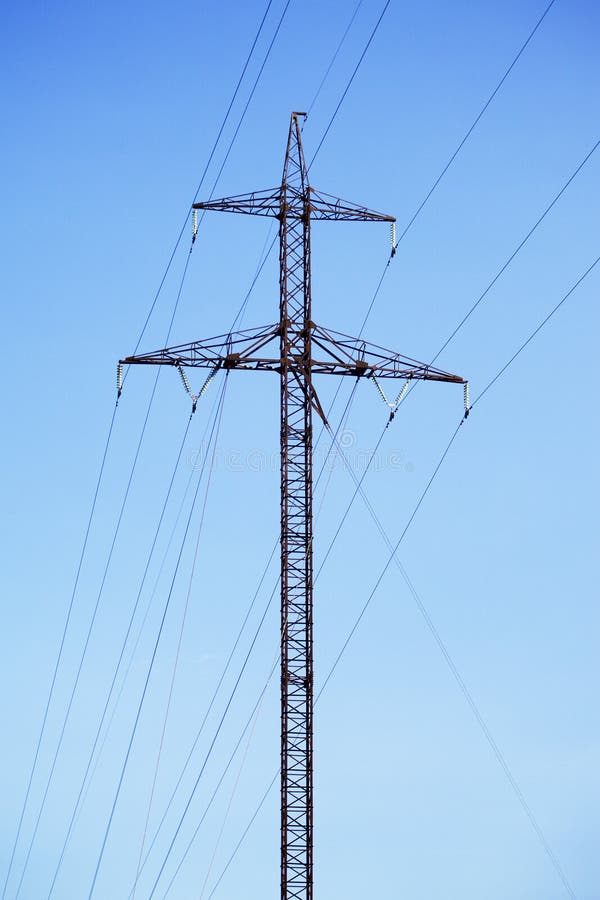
279 112 313 900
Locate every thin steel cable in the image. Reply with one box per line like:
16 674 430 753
129 0 275 357
12 373 162 900
379 134 600 421
394 0 559 250
68 388 224 841
132 399 224 896
308 0 392 169
145 563 276 899
327 424 577 900
202 0 293 207
46 411 195 900
317 0 563 398
471 253 600 408
196 703 263 900
20 234 197 896
86 378 229 899
1 399 119 900
164 654 279 900
430 136 600 367
306 0 364 116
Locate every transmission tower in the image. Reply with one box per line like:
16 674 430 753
121 112 464 900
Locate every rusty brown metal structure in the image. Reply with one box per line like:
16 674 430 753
122 112 464 900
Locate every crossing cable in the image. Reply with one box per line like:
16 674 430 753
355 132 600 434
127 384 359 895
205 256 600 900
469 252 600 409
64 387 227 848
45 410 197 900
306 0 364 116
0 400 119 900
14 224 199 900
197 0 293 233
197 719 261 900
163 653 280 900
307 1 564 482
143 547 275 900
132 391 227 897
11 371 164 900
319 0 563 386
308 0 392 169
85 376 229 899
128 0 276 357
394 0 558 252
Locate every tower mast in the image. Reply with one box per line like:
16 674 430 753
121 112 465 900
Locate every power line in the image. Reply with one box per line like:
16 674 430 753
86 377 229 898
46 411 196 899
1 399 119 900
306 0 364 116
309 0 391 169
12 369 163 900
471 252 600 408
393 0 559 250
132 393 225 897
65 386 227 849
129 0 276 357
430 136 600 367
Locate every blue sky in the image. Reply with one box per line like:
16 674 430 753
1 1 599 898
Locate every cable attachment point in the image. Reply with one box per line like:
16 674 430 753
117 362 123 399
192 209 198 245
390 221 397 258
373 376 409 423
463 381 470 419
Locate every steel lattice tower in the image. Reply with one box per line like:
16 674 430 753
122 112 464 900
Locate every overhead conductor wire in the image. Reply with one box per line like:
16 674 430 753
131 384 228 897
46 410 196 899
85 376 229 899
13 3 288 893
0 400 119 900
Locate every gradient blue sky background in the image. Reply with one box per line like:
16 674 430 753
1 1 599 898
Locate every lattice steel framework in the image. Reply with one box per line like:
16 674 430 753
121 113 465 900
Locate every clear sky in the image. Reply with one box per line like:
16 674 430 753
1 1 598 898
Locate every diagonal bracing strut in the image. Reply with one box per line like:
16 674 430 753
121 112 465 900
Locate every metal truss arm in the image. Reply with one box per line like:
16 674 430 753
193 189 282 218
308 188 395 223
310 324 465 383
120 323 280 370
